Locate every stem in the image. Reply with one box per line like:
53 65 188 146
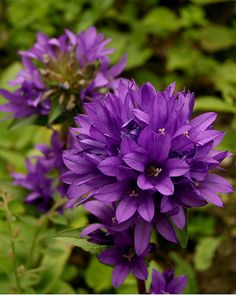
137 279 146 294
2 194 21 293
26 198 67 268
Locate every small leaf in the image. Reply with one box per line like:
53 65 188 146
195 96 236 113
55 227 107 254
194 237 222 271
8 115 38 130
172 210 188 248
48 100 62 124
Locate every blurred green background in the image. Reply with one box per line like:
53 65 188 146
0 0 236 293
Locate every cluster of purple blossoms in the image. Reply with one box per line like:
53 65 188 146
13 132 67 212
62 80 233 287
149 269 187 294
0 27 126 121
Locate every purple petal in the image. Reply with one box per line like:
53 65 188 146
98 248 118 265
155 177 174 195
151 270 166 293
80 223 103 237
116 197 138 223
171 207 186 229
167 275 188 294
138 193 154 222
94 182 127 202
112 264 130 288
98 156 123 177
123 152 148 172
137 174 154 190
165 159 189 177
134 219 152 255
155 214 177 243
132 258 148 280
84 200 113 222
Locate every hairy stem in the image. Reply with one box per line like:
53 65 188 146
2 194 21 293
137 279 146 294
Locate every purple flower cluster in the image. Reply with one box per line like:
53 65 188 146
13 132 67 212
0 27 126 120
149 269 187 294
62 80 233 287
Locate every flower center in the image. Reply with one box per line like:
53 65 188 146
147 164 162 177
38 50 99 110
130 189 138 197
123 247 136 261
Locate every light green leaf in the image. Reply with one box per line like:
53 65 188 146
142 7 180 36
195 96 236 113
0 62 22 91
194 237 222 271
171 252 198 294
55 228 107 254
198 25 236 52
85 256 112 292
35 241 71 293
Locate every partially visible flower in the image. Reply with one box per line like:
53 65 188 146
13 159 54 212
98 231 150 288
0 27 126 121
149 269 187 294
12 131 67 212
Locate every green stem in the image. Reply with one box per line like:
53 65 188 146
26 198 67 268
2 194 21 293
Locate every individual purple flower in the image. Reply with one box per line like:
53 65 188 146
13 160 55 212
62 80 233 246
0 27 126 121
149 269 187 294
12 131 67 212
98 231 150 288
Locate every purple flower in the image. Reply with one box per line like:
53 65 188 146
149 269 187 294
12 131 67 212
62 80 233 240
61 80 233 288
98 231 150 288
0 27 126 120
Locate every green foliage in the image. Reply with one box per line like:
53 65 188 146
55 228 107 254
85 257 112 293
194 237 222 271
171 252 198 294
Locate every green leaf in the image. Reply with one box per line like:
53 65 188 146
8 115 38 130
0 179 26 200
174 211 188 248
48 100 62 124
190 0 233 5
198 25 236 52
55 227 107 254
0 62 22 91
170 252 198 294
35 241 71 293
195 96 236 113
194 237 222 271
85 256 112 292
142 7 180 36
188 215 216 239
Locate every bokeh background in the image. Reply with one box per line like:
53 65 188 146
0 0 236 293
